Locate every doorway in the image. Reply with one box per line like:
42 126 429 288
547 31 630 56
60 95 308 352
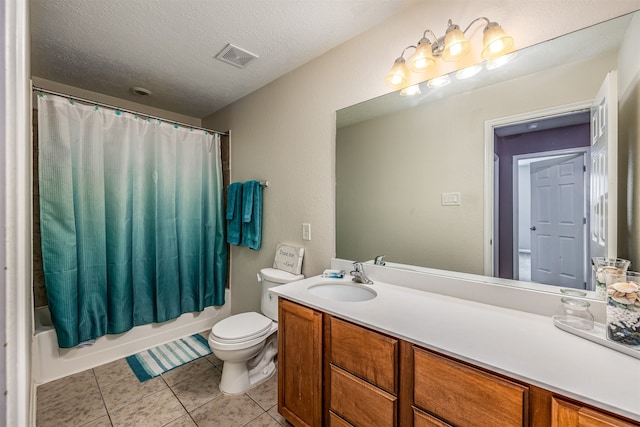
493 110 591 287
513 149 589 288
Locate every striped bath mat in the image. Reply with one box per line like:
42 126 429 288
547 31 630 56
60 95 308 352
126 334 212 382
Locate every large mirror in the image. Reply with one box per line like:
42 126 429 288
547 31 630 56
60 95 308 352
336 10 640 298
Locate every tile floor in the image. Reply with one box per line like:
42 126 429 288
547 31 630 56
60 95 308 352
36 332 291 427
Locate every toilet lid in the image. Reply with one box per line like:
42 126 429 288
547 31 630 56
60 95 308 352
211 312 273 343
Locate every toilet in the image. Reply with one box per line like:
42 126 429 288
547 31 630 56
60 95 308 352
208 267 304 394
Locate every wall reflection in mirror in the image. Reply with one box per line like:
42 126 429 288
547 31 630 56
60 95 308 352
335 11 640 300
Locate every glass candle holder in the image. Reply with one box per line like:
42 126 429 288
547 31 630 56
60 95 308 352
604 271 640 348
560 297 595 331
592 257 630 299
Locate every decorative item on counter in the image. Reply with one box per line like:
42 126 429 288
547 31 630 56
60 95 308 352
592 257 630 299
560 288 588 297
552 318 640 360
558 297 595 331
604 270 640 348
322 269 345 279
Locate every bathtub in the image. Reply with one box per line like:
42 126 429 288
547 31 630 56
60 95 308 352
32 288 230 384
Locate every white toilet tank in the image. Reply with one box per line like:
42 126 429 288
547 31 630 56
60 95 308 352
260 268 304 321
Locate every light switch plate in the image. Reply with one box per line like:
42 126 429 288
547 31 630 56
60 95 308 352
442 192 461 206
302 223 311 241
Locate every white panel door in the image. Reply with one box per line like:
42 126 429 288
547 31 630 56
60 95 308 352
590 70 618 260
530 153 586 288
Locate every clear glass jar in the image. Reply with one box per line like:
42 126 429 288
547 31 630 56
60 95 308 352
560 288 587 297
605 271 640 348
592 257 630 299
560 297 594 330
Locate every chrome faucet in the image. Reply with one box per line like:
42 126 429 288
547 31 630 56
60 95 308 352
350 262 373 284
374 255 386 266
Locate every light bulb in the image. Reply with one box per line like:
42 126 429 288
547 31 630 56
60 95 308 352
486 52 517 70
489 39 504 54
427 75 451 88
449 43 463 57
456 64 482 80
400 85 421 96
415 59 428 68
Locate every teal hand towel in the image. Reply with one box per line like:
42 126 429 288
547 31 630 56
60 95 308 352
241 180 262 250
226 182 243 245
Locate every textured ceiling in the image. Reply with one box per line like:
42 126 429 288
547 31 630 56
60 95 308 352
30 0 414 119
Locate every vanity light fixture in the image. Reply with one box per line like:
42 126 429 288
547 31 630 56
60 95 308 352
485 51 517 70
385 17 514 89
384 47 412 88
427 75 451 88
400 84 422 96
456 64 483 80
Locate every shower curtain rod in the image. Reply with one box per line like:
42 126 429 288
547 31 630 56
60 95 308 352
32 86 229 137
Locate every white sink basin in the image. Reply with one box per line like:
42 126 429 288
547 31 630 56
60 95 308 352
307 282 377 302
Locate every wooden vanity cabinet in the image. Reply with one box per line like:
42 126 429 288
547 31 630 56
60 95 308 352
277 298 323 427
412 346 529 427
277 298 639 427
327 316 399 426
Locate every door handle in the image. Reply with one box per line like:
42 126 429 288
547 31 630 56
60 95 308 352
530 226 537 231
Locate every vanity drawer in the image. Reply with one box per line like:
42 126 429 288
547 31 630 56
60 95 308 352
330 316 398 394
413 406 452 427
413 347 528 427
329 411 355 427
330 365 397 427
551 396 639 427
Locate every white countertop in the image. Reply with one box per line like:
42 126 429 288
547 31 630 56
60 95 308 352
271 275 640 422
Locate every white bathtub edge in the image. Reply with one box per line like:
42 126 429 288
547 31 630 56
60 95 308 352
32 288 230 385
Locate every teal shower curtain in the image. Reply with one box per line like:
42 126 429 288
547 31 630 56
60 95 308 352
37 93 227 348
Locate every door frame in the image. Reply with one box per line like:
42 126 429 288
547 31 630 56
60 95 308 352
483 100 592 276
2 0 32 425
512 148 590 282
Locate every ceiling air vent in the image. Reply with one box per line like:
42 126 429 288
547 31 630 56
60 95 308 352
215 43 258 69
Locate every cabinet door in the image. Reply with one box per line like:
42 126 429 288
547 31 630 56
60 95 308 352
551 397 640 427
330 316 398 394
413 346 528 427
278 298 323 427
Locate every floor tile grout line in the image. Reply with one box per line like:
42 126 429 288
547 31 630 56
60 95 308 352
36 370 110 427
36 350 284 427
161 355 217 389
106 385 175 426
97 370 169 415
242 410 267 427
161 362 226 415
35 371 101 413
91 367 115 427
245 391 270 412
163 374 202 426
263 407 289 427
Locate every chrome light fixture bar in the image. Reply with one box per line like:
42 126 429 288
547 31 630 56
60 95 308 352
385 17 514 90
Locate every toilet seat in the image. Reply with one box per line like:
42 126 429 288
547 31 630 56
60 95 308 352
211 312 273 344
